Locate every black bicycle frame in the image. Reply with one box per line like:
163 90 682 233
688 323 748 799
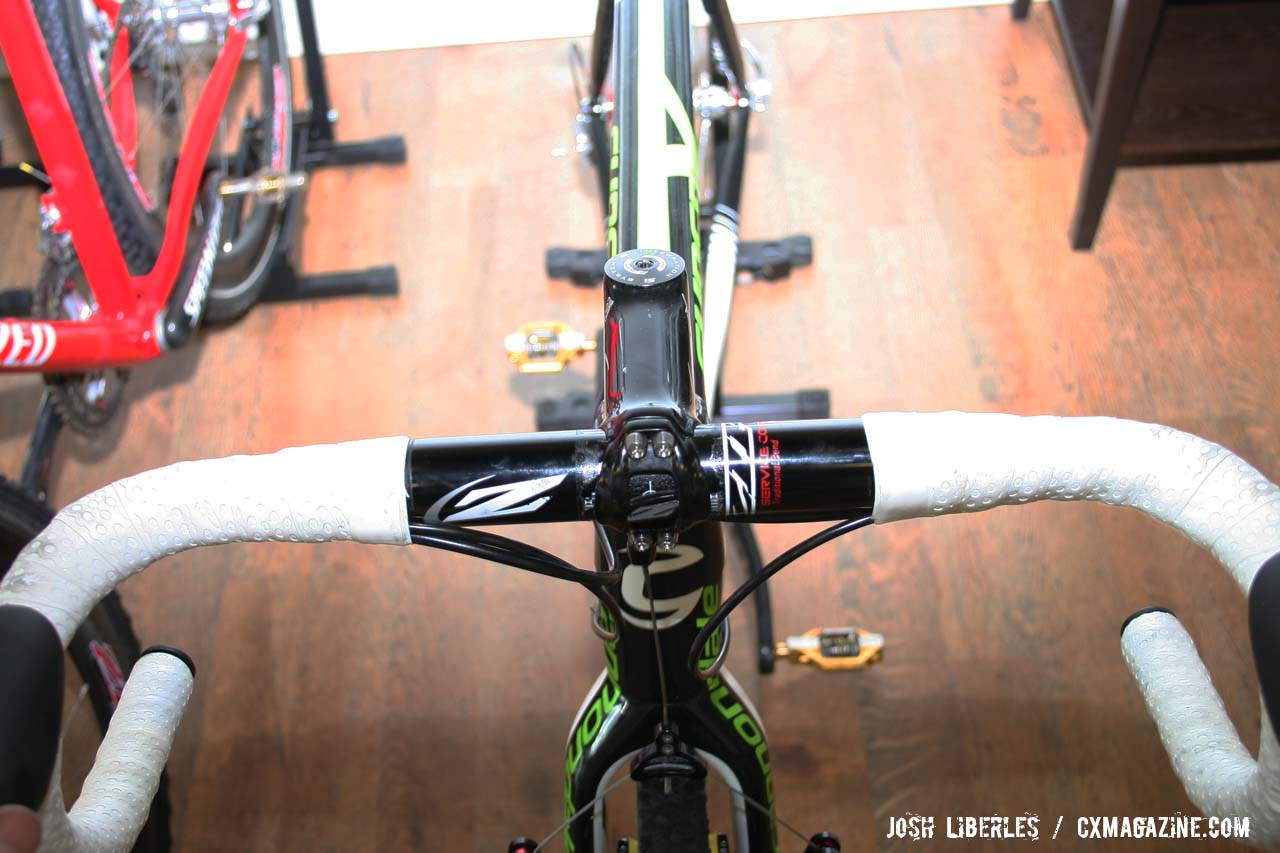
406 2 873 850
580 4 765 846
406 416 875 853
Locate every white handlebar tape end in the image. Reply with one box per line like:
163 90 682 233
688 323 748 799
0 436 411 645
1121 610 1280 845
39 652 194 853
862 412 1280 594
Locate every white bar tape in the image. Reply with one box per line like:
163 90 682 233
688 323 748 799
39 652 195 853
0 436 411 645
1122 611 1280 845
862 412 1280 593
864 412 1280 842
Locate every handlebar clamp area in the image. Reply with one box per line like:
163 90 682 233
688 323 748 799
591 418 711 563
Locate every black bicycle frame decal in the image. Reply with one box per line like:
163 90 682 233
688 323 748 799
617 544 707 630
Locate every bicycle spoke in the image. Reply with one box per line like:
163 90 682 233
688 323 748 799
704 770 826 853
99 2 161 103
88 0 264 208
533 774 631 852
60 682 91 741
60 681 97 799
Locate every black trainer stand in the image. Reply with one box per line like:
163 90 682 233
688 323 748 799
255 0 407 306
0 165 46 191
540 237 820 674
0 151 43 314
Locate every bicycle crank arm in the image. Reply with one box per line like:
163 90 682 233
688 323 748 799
776 627 884 671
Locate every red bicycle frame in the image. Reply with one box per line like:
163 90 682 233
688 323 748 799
0 0 250 372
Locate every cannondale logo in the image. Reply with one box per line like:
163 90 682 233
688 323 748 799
426 473 568 522
619 545 705 630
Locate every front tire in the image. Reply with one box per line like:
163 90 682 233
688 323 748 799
637 774 711 853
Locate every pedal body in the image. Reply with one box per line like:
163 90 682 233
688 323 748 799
505 321 597 374
776 627 884 672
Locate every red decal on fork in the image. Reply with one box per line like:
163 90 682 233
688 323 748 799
89 639 127 707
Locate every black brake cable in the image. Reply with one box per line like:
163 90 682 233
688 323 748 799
409 522 619 586
408 521 626 632
410 519 858 848
641 561 672 730
687 516 875 674
532 773 631 852
567 41 589 105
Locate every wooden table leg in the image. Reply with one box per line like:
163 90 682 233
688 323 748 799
1012 0 1033 20
1069 0 1165 249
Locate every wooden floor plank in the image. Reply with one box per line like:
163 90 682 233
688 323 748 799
1 5 1278 850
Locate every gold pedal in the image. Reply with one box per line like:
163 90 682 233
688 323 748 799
505 321 596 374
776 627 884 671
219 168 306 202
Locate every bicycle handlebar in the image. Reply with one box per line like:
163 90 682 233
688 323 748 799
1 413 1277 850
863 412 1280 846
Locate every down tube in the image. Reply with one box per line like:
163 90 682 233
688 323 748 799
564 521 777 852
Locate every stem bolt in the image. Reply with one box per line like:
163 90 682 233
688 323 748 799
656 531 678 552
630 532 652 553
625 433 648 460
653 431 675 458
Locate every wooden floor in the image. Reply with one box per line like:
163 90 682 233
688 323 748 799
3 5 1280 851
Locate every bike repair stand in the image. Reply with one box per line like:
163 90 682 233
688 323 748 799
539 235 818 676
254 0 408 305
